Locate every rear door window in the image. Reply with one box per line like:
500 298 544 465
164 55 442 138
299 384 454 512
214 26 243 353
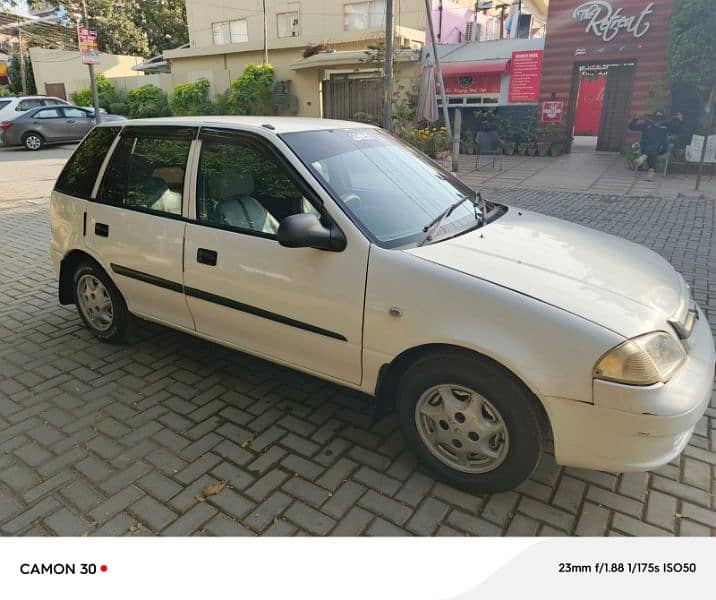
0 100 11 111
34 108 63 119
16 99 43 111
54 127 119 199
97 128 193 216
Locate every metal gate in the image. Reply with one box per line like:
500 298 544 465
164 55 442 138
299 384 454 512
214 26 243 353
322 75 384 122
597 64 635 152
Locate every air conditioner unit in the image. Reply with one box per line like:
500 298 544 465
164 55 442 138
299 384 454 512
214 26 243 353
465 21 481 42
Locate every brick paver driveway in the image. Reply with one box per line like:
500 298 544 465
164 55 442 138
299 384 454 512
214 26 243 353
0 147 714 536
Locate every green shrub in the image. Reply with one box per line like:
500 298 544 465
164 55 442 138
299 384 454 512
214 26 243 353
70 74 119 111
226 64 276 115
109 102 129 115
127 84 170 118
0 85 13 97
169 77 215 116
70 88 93 107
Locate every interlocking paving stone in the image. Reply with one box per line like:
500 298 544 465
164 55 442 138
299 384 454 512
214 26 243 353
0 151 714 536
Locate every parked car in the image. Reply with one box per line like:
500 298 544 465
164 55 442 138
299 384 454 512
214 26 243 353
0 105 126 150
0 94 69 122
50 117 715 493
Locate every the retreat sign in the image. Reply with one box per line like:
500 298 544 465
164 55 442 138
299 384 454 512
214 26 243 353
573 1 655 42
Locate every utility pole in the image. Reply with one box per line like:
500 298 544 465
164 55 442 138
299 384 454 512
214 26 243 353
262 0 268 64
695 84 715 192
383 0 394 129
80 0 101 124
17 28 27 95
424 0 451 137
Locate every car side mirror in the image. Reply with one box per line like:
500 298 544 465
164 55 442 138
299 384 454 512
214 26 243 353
277 213 346 251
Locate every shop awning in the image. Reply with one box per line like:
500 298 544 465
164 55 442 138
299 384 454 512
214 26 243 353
439 59 511 77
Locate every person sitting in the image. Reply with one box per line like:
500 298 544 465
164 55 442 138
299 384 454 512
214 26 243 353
628 112 669 181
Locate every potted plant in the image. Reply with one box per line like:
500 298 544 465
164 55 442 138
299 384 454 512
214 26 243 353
503 140 517 155
460 129 476 155
536 125 555 156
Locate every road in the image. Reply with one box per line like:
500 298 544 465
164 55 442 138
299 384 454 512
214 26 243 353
0 145 714 536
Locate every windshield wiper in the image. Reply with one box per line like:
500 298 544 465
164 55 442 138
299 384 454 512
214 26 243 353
420 193 481 246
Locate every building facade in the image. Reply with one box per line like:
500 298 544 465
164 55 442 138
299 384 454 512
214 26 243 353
538 0 673 151
164 0 434 119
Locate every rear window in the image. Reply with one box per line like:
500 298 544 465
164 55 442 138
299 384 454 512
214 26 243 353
54 127 119 199
0 100 10 110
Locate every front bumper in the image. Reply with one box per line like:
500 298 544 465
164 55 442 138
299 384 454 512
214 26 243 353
542 305 715 472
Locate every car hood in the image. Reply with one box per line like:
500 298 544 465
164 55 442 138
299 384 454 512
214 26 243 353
407 208 687 338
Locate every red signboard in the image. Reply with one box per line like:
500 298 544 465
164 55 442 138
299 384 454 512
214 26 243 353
508 50 543 103
541 100 565 123
443 74 501 96
77 26 99 65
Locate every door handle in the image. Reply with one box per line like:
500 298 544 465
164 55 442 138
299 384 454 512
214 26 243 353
197 248 217 266
95 222 109 237
66 119 76 123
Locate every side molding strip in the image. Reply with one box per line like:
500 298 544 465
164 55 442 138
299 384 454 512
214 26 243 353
109 263 347 342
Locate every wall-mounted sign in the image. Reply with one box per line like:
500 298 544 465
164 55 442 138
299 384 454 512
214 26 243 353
77 26 99 65
541 100 564 123
573 1 655 42
0 60 8 85
444 74 500 95
508 50 542 103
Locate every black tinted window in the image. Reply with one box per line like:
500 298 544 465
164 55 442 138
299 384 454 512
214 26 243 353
98 132 191 216
0 100 10 110
54 126 118 199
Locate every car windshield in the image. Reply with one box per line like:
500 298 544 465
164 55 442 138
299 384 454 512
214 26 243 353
281 127 490 247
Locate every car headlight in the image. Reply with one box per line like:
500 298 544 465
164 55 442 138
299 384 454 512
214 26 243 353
593 332 686 386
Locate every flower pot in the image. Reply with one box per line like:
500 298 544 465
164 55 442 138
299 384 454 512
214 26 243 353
503 143 516 156
517 144 528 156
536 142 551 156
526 144 538 157
432 150 449 160
550 144 564 157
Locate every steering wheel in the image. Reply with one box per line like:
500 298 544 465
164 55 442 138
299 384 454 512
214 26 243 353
341 192 361 206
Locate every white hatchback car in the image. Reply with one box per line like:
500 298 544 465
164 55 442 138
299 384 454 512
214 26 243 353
50 117 715 493
0 95 69 122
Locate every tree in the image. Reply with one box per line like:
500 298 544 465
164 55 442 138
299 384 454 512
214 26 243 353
668 0 716 100
28 0 188 57
7 52 36 94
668 0 716 190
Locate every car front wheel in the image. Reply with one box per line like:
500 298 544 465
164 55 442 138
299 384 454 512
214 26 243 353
398 351 544 493
23 132 44 151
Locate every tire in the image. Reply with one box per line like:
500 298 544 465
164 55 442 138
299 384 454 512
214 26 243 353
72 261 130 343
397 351 544 494
22 132 44 151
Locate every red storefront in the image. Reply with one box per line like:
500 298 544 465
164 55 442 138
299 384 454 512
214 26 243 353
538 1 673 151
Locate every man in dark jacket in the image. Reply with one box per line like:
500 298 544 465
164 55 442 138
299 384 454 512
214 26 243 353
629 112 669 181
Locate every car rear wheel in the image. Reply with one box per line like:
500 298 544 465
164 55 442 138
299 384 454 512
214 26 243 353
72 261 130 343
23 132 44 151
397 351 544 493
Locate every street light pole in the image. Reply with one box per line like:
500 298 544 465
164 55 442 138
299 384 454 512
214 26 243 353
17 28 27 95
383 0 394 129
262 0 268 65
80 0 101 124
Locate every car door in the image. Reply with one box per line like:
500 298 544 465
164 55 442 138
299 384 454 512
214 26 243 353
183 129 368 385
85 125 195 330
29 107 68 141
62 106 94 140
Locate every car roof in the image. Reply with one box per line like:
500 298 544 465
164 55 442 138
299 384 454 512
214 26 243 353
103 116 376 135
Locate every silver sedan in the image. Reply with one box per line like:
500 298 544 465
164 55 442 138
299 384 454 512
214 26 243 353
0 105 126 150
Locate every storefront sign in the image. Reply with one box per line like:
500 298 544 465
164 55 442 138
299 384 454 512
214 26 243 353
444 74 501 96
77 26 99 65
0 60 8 85
508 50 542 103
573 1 655 42
541 100 564 123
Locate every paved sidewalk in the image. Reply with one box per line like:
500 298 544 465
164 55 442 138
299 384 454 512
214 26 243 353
456 138 716 200
0 147 714 537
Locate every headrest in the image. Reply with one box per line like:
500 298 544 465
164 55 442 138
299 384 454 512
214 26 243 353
219 171 254 198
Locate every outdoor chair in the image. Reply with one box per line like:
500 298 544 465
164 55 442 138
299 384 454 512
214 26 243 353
475 131 504 171
633 143 673 177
